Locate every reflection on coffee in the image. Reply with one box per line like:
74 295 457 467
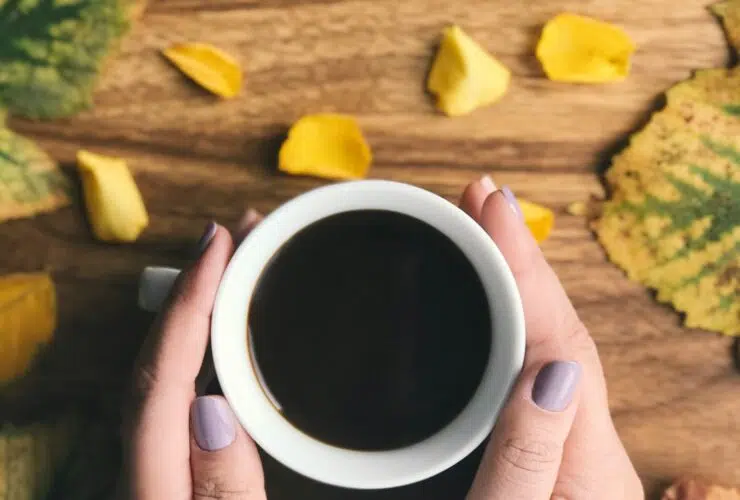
249 210 491 451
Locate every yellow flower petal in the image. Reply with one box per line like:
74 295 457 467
0 273 56 384
279 114 372 180
520 199 555 243
536 13 636 83
163 43 242 98
427 25 511 116
77 150 149 243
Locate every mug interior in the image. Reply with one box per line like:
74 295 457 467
211 180 525 489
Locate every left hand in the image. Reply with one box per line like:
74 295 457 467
118 211 267 500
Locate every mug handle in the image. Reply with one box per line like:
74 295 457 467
138 266 181 312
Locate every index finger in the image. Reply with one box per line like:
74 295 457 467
478 189 584 349
135 224 235 396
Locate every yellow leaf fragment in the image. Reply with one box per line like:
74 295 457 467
77 150 149 243
567 201 587 216
0 416 78 499
163 43 242 98
663 476 740 500
519 199 555 243
427 25 511 116
712 0 740 54
567 198 604 219
279 114 372 180
0 273 56 384
536 13 636 83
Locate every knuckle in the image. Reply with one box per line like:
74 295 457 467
564 317 598 357
498 435 563 474
192 476 253 499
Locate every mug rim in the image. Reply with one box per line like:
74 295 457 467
211 180 525 489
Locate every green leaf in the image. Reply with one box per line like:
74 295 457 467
0 0 143 119
0 125 71 221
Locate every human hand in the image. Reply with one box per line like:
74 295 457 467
119 211 267 500
460 177 643 499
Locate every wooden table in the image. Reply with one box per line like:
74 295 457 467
2 0 739 498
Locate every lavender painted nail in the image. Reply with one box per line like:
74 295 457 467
532 361 581 412
191 396 236 451
501 186 523 220
195 222 217 256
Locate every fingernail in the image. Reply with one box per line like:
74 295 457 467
191 396 236 451
245 208 260 225
532 361 581 412
501 186 523 220
195 222 217 256
479 175 496 193
236 208 262 240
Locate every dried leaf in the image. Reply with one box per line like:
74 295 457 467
520 199 555 243
0 416 78 500
0 0 145 119
712 0 740 54
279 114 372 180
163 43 242 98
536 13 636 83
427 25 511 116
0 273 56 384
663 477 740 500
0 126 71 223
77 150 149 243
567 197 604 219
594 12 740 336
567 201 587 216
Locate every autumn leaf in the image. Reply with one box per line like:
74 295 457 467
427 25 511 116
0 0 146 119
0 416 77 500
536 13 636 83
162 43 242 98
0 126 71 222
594 8 740 336
712 0 740 54
0 273 57 384
519 199 555 243
663 476 740 500
279 114 372 180
77 150 149 243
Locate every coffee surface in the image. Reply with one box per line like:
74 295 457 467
249 210 491 450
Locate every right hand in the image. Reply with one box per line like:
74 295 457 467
460 177 643 499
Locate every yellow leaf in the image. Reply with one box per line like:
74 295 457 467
0 273 56 384
427 25 511 116
163 43 242 98
279 114 372 180
519 199 555 243
536 13 636 83
77 150 149 243
712 0 740 54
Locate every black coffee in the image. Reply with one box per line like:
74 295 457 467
248 210 491 451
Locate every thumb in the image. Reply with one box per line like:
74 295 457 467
467 360 582 500
190 396 267 500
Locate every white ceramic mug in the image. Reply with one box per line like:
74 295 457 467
138 180 526 490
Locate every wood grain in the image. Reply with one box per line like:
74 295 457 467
1 0 739 498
